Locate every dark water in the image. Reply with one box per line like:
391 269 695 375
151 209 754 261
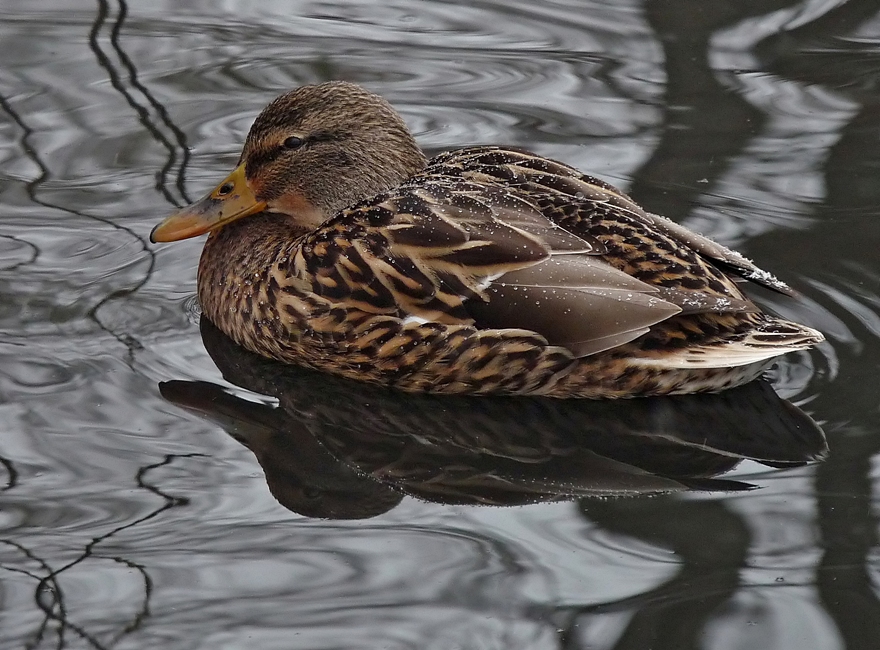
1 1 879 648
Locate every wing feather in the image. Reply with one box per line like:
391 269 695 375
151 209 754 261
299 173 764 358
468 284 680 357
431 146 795 296
641 212 795 296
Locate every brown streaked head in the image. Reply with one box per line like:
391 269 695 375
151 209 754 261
151 81 428 243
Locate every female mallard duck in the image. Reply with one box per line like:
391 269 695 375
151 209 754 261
151 81 823 398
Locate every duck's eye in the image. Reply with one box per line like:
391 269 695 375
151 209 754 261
283 135 304 150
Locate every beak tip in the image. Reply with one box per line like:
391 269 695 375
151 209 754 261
150 163 262 243
149 222 166 244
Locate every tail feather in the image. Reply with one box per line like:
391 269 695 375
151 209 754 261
633 319 824 370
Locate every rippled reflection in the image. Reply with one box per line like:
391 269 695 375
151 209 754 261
160 319 827 519
1 0 878 648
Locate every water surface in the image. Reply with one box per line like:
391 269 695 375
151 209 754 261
1 1 879 648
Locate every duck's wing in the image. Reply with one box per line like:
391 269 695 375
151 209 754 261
296 179 753 358
428 146 795 296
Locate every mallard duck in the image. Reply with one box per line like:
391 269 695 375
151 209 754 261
151 81 823 398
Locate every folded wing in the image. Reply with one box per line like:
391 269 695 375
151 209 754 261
301 179 771 358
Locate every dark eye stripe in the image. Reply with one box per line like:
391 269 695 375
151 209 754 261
246 132 344 177
309 130 345 143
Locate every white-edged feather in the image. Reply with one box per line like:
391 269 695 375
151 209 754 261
632 324 823 369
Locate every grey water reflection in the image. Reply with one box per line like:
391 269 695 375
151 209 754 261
0 0 879 648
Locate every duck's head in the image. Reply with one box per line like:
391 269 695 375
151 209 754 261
150 81 427 242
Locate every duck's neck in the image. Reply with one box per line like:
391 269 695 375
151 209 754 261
197 212 307 346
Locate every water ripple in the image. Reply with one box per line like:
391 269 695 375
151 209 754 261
0 1 875 649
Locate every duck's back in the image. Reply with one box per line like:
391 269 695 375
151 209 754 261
403 146 823 395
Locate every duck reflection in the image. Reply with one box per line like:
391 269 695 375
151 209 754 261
159 318 826 520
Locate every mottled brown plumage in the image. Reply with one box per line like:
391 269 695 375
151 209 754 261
151 81 824 398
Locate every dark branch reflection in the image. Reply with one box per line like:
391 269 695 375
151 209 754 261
754 2 880 648
564 498 749 650
628 0 806 220
0 455 198 650
0 88 156 360
0 454 18 491
1 0 877 647
90 0 192 206
578 1 880 648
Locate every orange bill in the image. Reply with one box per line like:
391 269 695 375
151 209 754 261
150 163 267 242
